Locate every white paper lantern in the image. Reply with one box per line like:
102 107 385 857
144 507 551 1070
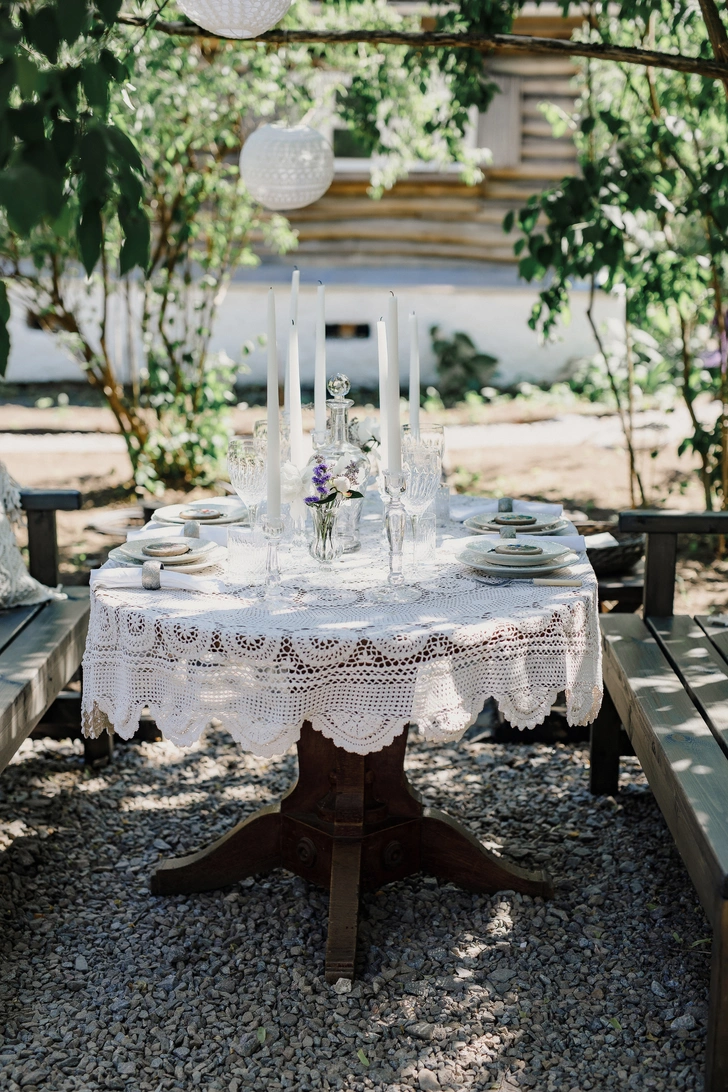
240 124 335 211
177 0 291 38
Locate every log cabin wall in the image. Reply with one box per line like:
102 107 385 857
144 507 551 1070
283 13 581 266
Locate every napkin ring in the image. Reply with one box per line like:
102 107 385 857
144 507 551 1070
142 560 163 589
497 497 513 512
183 520 200 538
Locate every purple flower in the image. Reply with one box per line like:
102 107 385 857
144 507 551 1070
304 494 319 505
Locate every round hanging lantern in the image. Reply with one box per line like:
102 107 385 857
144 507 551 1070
239 124 335 211
177 0 291 38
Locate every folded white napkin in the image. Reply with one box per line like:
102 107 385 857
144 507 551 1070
449 496 563 523
90 567 226 595
583 531 619 549
127 522 229 547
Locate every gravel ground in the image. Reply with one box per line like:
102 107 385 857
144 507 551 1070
0 729 711 1092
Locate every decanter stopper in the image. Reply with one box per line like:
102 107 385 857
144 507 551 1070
328 374 351 400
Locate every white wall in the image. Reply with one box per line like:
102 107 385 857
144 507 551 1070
5 277 623 389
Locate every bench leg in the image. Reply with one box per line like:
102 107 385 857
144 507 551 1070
590 688 621 795
706 902 728 1092
83 731 113 768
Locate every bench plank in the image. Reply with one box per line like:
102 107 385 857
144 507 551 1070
620 511 728 534
0 588 90 774
0 603 45 656
601 614 728 919
647 615 728 758
696 615 728 666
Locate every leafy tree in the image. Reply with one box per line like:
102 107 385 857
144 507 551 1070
3 0 728 491
510 0 728 508
430 326 497 407
0 0 509 489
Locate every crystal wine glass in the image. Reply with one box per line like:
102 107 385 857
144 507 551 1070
227 438 266 529
402 422 444 460
402 437 440 569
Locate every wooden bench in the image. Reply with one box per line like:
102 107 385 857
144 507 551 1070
0 488 101 775
590 510 728 1091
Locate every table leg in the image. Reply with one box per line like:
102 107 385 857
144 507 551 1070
150 804 282 896
325 840 362 983
421 807 554 898
323 745 366 982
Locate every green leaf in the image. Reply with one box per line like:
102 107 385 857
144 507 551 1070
27 7 61 64
0 164 47 233
82 61 109 112
79 126 108 198
357 1049 369 1066
100 48 125 84
503 209 514 233
0 281 10 378
119 200 150 275
107 125 143 173
51 120 76 167
78 199 103 275
0 58 16 105
608 1017 622 1031
57 0 90 43
95 0 123 24
8 103 45 144
256 1027 266 1045
519 256 541 281
15 53 42 99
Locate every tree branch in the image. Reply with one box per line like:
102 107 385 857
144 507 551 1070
698 0 728 62
116 17 728 83
696 0 728 98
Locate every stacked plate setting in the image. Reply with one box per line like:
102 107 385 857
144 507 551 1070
463 512 571 536
457 536 578 579
109 535 226 574
151 497 247 526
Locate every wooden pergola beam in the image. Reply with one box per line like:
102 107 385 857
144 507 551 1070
117 15 728 83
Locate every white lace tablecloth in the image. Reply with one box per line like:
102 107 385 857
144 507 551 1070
82 516 602 756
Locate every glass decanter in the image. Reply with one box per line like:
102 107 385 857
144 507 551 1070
309 374 370 553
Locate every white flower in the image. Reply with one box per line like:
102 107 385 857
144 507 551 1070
360 415 380 444
280 461 307 503
350 415 380 449
332 475 351 495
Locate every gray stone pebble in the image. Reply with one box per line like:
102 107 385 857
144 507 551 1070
0 729 711 1090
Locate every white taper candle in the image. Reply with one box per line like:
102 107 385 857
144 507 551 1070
266 289 281 520
377 319 389 473
409 311 420 439
386 293 401 473
288 320 304 469
314 282 326 434
284 268 299 415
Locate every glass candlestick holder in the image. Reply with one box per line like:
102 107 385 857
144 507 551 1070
366 471 422 604
263 516 285 598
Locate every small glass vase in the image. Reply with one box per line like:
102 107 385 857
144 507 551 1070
309 501 343 564
305 374 370 553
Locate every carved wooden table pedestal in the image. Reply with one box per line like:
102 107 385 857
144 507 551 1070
151 722 553 982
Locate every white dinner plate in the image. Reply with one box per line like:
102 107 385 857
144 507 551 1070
108 545 227 574
119 536 218 566
464 515 572 536
460 536 572 568
457 550 578 578
152 497 247 526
